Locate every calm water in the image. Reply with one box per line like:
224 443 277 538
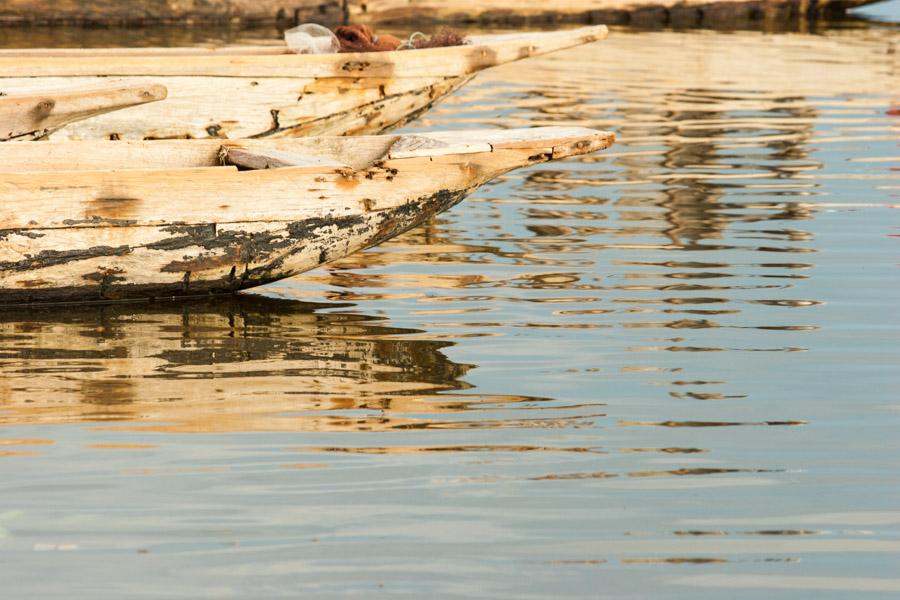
1 20 899 599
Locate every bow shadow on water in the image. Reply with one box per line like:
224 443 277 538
0 296 529 433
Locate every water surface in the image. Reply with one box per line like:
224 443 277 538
1 23 899 599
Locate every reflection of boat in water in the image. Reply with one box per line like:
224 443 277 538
0 127 614 306
0 294 602 433
0 295 604 433
0 295 477 432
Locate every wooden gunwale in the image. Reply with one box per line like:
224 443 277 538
0 27 608 78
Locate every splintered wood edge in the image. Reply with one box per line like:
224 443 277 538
388 127 615 159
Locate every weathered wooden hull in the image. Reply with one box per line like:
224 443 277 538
0 127 615 306
0 27 606 140
0 188 470 305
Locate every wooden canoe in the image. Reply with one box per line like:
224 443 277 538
0 82 167 141
0 26 607 141
0 126 615 306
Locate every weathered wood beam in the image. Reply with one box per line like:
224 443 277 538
0 82 167 141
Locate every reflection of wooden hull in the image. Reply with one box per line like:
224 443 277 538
0 296 482 433
0 27 607 140
0 295 572 434
0 127 614 306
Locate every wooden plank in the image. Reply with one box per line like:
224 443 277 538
223 147 348 170
0 26 609 78
0 137 401 172
0 82 167 140
0 127 614 175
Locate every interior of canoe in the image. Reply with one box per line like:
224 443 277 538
0 137 398 173
0 27 606 60
0 127 611 174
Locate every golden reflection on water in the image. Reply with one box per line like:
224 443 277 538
0 297 613 437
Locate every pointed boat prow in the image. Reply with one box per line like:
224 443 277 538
385 126 615 180
0 82 168 141
465 25 608 72
394 126 615 158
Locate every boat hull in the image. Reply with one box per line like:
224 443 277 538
0 188 469 306
0 126 615 307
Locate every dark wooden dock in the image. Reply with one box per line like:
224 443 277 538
0 0 883 28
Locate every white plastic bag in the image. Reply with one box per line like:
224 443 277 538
284 23 340 54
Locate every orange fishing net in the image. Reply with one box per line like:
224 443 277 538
334 25 468 53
